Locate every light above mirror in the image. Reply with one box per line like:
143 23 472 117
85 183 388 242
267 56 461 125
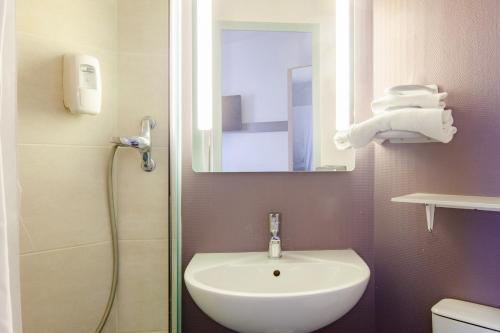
336 0 353 132
196 0 213 131
193 0 355 172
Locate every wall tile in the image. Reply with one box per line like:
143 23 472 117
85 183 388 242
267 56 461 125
17 33 118 146
20 243 115 333
17 0 170 331
16 0 117 51
117 0 169 54
116 148 169 240
19 220 35 254
116 240 169 332
18 145 112 251
117 53 169 147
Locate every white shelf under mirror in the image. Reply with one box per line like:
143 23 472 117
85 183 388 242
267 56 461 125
391 193 500 232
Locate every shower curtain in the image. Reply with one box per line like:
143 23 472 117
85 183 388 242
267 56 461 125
0 0 22 332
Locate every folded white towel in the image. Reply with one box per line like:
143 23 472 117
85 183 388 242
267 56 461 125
373 131 435 145
372 93 447 114
385 84 438 96
334 108 457 150
374 130 426 143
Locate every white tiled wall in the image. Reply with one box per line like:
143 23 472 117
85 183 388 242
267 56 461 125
17 1 170 332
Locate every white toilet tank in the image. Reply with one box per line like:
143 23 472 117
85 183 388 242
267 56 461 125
432 299 500 333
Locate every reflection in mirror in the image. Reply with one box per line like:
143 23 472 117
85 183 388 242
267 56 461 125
291 66 314 171
221 30 313 172
193 0 356 172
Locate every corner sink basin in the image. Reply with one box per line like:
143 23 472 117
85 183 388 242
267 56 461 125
184 249 370 333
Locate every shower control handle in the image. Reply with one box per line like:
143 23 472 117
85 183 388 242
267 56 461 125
112 116 156 172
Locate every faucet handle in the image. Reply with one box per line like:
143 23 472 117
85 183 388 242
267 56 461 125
268 213 281 236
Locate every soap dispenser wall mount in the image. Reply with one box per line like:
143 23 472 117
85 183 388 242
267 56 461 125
63 54 102 115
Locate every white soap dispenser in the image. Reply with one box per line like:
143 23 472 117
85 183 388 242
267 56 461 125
63 54 102 115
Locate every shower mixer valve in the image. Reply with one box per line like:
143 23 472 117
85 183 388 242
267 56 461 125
112 116 156 172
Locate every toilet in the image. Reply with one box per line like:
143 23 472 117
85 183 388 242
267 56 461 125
432 299 500 333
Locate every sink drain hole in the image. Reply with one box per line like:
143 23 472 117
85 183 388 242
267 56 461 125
273 270 281 277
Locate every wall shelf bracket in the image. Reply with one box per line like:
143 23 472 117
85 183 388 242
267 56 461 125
391 193 500 232
425 204 435 232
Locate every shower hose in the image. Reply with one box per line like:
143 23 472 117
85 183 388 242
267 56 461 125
95 145 120 333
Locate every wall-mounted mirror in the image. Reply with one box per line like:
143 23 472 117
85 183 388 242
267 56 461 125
192 0 355 172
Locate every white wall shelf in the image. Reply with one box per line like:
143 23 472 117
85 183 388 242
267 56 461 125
391 193 500 232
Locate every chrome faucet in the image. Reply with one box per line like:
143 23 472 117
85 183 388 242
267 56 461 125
112 116 156 172
268 213 282 259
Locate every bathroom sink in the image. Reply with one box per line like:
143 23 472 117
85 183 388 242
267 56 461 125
184 250 370 333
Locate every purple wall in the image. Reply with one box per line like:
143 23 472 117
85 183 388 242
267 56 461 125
181 1 500 332
181 1 374 331
373 0 500 332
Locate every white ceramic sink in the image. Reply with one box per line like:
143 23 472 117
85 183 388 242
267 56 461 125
184 249 370 333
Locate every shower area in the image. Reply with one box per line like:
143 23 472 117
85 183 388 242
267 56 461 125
0 0 180 332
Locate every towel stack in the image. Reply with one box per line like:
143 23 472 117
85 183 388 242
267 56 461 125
372 84 447 114
334 84 457 150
